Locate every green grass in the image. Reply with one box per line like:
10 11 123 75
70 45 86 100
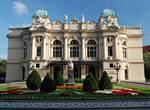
113 83 150 94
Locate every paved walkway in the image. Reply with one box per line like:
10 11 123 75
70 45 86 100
121 81 150 87
0 100 150 109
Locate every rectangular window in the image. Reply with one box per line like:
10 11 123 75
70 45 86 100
87 47 96 57
37 47 41 57
125 69 128 80
108 47 113 56
122 48 127 59
24 48 27 59
110 63 114 68
36 64 40 68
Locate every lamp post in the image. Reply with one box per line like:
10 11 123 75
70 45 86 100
114 61 121 83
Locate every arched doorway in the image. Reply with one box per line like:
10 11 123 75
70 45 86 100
54 66 61 74
88 65 96 78
74 65 81 79
22 66 25 80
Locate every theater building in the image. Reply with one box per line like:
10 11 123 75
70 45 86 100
6 8 145 82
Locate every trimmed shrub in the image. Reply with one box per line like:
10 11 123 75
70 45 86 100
54 71 65 86
98 71 112 90
26 69 41 90
40 73 56 93
83 73 98 92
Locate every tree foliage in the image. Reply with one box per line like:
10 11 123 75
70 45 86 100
40 73 56 93
98 71 112 90
83 73 98 92
0 59 7 77
26 69 41 90
144 52 150 79
54 71 65 86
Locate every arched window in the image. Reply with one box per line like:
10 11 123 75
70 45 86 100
87 40 96 57
70 40 79 58
53 40 62 58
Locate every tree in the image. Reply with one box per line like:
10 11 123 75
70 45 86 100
144 52 150 80
0 59 7 83
83 73 98 92
98 71 112 90
40 73 56 93
54 71 65 86
0 59 7 77
26 69 41 90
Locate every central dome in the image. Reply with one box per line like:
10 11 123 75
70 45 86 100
35 8 48 17
101 9 116 17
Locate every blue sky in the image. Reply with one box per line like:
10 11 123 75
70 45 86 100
0 0 150 59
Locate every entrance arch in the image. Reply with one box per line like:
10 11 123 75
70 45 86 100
74 65 81 79
54 66 61 74
88 65 96 78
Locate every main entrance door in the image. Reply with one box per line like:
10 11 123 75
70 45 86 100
74 65 81 79
88 65 96 78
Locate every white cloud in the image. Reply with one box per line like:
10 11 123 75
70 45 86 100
0 55 7 60
13 1 28 15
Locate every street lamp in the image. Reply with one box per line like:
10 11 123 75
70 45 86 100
114 61 121 83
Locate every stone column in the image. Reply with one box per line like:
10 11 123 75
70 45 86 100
31 36 35 60
63 65 68 80
64 37 68 60
104 37 107 59
81 65 86 79
82 37 85 60
42 37 46 60
99 36 101 61
114 36 118 59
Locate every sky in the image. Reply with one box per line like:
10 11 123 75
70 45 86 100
0 0 150 59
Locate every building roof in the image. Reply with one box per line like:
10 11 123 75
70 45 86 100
143 45 150 53
35 8 48 17
101 9 116 17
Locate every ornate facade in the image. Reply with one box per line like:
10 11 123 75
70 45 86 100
6 8 145 82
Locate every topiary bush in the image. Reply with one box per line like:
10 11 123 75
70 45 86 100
54 71 65 86
83 73 98 92
40 73 56 93
98 71 112 90
26 69 41 90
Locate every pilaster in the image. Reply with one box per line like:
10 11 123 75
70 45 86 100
104 36 107 59
81 37 85 60
64 36 68 60
31 36 35 60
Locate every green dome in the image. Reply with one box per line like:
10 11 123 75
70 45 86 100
101 9 116 17
35 8 48 17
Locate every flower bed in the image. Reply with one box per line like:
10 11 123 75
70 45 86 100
112 89 144 95
57 85 82 89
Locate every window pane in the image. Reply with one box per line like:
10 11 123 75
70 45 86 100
53 46 62 57
108 47 113 56
37 47 41 57
70 46 79 57
87 46 96 57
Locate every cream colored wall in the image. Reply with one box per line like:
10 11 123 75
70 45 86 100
6 63 22 82
128 63 145 82
127 29 145 82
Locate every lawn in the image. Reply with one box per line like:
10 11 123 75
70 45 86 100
113 83 150 94
0 82 150 100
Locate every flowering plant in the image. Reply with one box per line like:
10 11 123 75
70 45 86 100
57 85 82 89
112 89 144 95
